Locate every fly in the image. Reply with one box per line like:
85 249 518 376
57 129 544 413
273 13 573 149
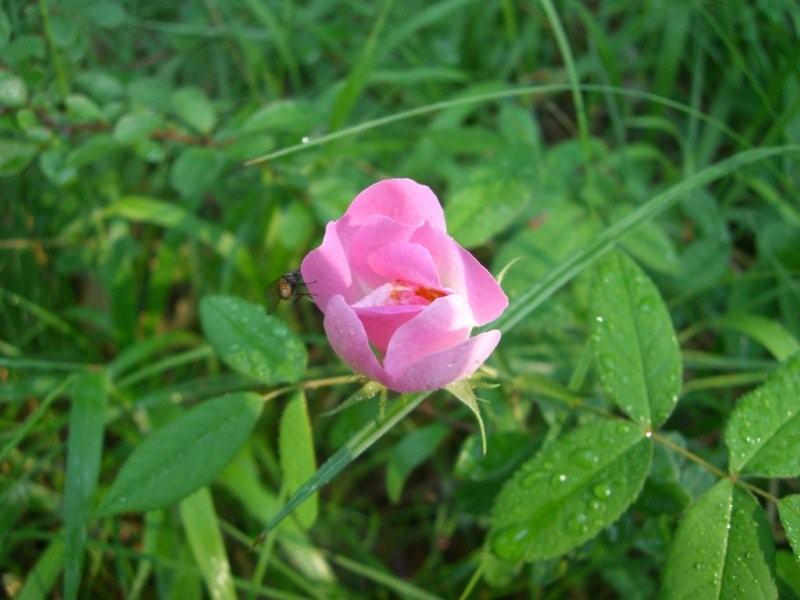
266 269 313 312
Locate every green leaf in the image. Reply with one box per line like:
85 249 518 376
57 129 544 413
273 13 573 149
445 157 533 248
489 418 652 562
726 352 800 476
200 295 307 385
179 488 236 600
386 423 448 503
0 139 38 176
0 71 28 107
454 431 534 482
170 147 225 197
661 479 777 599
279 391 318 529
85 2 126 28
618 216 681 276
97 392 262 515
776 550 800 598
65 94 104 124
63 373 108 600
17 538 64 600
718 314 800 362
112 111 161 144
445 379 487 454
779 494 800 562
254 391 428 544
591 251 682 426
172 87 216 135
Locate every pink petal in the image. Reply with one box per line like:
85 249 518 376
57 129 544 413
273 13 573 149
344 179 446 231
384 295 474 380
353 303 423 352
411 224 508 326
387 330 502 393
346 215 416 289
367 242 441 288
301 221 357 312
323 295 387 383
457 244 509 325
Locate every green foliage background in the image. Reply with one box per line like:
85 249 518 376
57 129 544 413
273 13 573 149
2 0 800 598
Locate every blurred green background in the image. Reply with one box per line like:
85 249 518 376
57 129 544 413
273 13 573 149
2 0 800 598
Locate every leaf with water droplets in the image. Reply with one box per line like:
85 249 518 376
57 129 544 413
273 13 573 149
725 352 800 477
779 494 800 562
662 479 777 599
200 295 307 385
97 392 263 515
591 250 682 426
489 418 652 562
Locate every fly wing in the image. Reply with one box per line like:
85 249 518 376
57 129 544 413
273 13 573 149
264 275 283 314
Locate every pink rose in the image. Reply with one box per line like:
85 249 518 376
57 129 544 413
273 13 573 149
301 178 508 393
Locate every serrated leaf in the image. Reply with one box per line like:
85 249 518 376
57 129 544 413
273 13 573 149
726 352 800 476
279 391 318 529
63 373 108 600
172 87 216 135
489 418 652 562
662 479 777 599
97 392 262 515
779 494 800 562
386 423 448 503
445 379 487 454
179 488 236 600
591 250 682 426
200 295 307 385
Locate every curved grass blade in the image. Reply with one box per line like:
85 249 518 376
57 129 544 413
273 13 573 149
244 83 747 166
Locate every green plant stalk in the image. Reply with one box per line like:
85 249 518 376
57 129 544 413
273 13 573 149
539 0 591 155
37 0 69 99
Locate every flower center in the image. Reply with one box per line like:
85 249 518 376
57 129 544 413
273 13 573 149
388 280 447 305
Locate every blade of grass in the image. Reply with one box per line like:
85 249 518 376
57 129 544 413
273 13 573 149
539 0 590 155
329 553 443 600
18 537 65 600
0 376 73 464
63 373 108 600
329 0 395 130
180 487 237 600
